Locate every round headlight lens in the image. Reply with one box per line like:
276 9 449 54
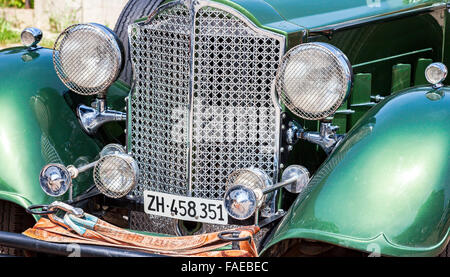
223 185 257 220
425 62 447 86
53 23 124 95
39 164 72 197
276 42 352 120
93 153 139 198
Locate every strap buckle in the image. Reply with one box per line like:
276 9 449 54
47 201 85 227
218 230 252 250
47 201 84 217
26 204 56 215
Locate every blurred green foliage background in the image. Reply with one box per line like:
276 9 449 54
0 0 34 9
0 18 19 45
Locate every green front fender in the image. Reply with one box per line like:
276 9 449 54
0 47 103 212
263 86 450 257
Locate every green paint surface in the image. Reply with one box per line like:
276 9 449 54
263 86 450 257
260 0 443 30
0 47 103 210
391 64 412 93
414 58 433 85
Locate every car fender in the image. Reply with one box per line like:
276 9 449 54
0 47 102 212
262 86 450 256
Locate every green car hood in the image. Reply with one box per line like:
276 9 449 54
263 86 450 257
211 0 443 34
260 0 443 30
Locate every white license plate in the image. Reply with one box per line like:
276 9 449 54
144 191 228 225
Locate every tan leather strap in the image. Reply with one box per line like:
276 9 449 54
23 217 259 257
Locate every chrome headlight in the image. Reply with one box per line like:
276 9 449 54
425 62 447 87
276 42 353 120
93 153 139 199
224 168 271 220
39 164 72 197
21 27 42 48
223 185 258 220
53 23 124 95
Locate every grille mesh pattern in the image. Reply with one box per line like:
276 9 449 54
129 2 283 202
191 7 281 199
129 5 191 198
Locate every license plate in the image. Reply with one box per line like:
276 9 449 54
144 191 228 225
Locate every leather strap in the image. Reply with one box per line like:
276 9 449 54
23 214 259 257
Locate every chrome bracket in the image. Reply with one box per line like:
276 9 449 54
258 209 286 228
300 122 344 155
285 121 304 145
77 97 126 135
370 95 385 103
285 120 344 155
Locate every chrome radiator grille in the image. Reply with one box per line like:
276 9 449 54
129 4 191 197
128 1 284 201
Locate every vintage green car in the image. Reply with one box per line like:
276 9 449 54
0 0 448 257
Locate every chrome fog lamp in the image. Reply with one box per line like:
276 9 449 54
39 164 72 197
224 168 271 220
276 42 353 120
281 165 310 194
39 160 98 197
425 63 447 88
223 185 258 220
21 27 42 48
93 153 139 199
53 23 124 95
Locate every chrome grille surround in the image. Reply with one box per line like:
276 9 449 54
128 1 285 204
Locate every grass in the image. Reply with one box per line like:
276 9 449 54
0 18 20 46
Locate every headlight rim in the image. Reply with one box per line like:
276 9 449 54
226 168 270 203
21 27 43 48
281 164 310 194
39 163 72 197
223 167 271 220
53 23 125 96
425 62 448 87
275 42 353 121
223 184 258 220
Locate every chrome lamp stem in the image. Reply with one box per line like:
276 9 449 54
287 122 344 155
77 97 126 135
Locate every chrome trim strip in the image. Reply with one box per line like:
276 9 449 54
187 1 197 196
